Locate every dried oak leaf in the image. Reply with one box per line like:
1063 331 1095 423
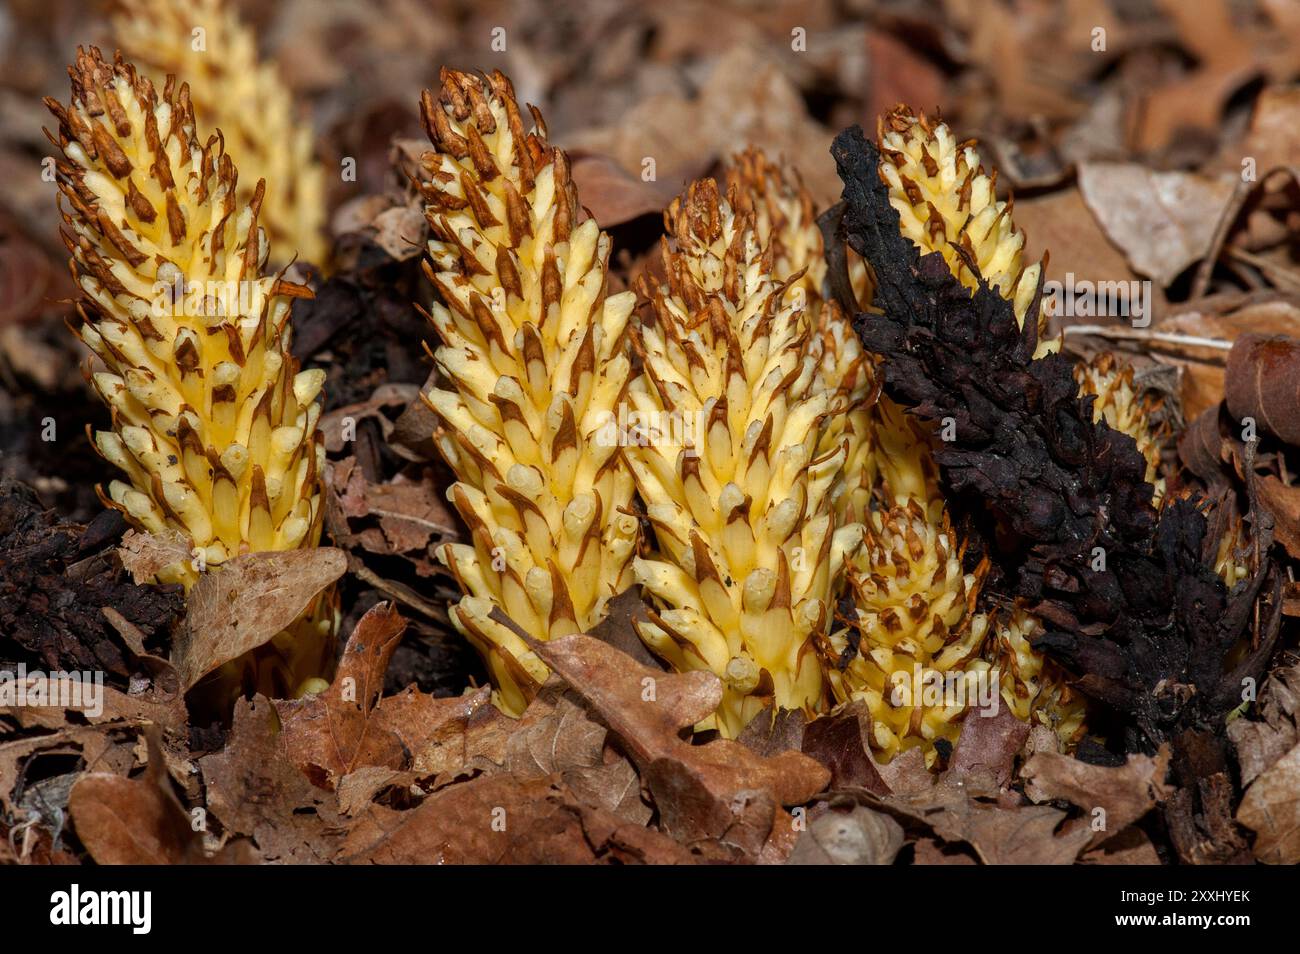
504 682 650 824
68 729 204 865
800 701 889 794
1224 333 1300 446
172 548 347 691
200 695 344 864
532 635 830 854
878 785 1093 865
274 602 490 790
1236 742 1300 863
1227 660 1300 785
340 774 692 865
1077 162 1236 288
1021 747 1171 848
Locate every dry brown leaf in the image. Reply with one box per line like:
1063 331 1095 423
948 702 1030 788
1136 0 1259 153
1261 477 1300 565
570 152 677 227
505 686 650 824
738 705 807 759
68 771 198 865
565 45 838 208
1220 85 1300 180
274 602 489 789
2 676 184 732
1237 742 1300 863
68 729 200 865
532 634 830 854
340 773 691 864
1154 297 1300 419
1078 162 1237 288
1021 747 1171 848
1228 662 1300 785
801 701 888 794
319 385 421 454
886 788 1093 864
116 528 193 585
1017 187 1135 297
200 695 344 863
171 548 347 691
585 585 664 670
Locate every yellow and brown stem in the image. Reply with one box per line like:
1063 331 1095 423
418 69 639 715
627 177 863 737
47 47 331 697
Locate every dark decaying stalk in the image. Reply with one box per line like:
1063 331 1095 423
828 125 1282 862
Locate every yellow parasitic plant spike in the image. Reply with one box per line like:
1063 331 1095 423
988 606 1087 748
46 46 331 695
878 104 1049 347
721 146 994 759
418 69 639 716
842 107 1082 756
112 0 327 266
724 148 877 523
823 499 993 765
1075 352 1167 503
628 177 864 738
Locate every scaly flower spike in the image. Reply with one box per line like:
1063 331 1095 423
418 69 639 716
724 148 877 523
46 46 331 696
628 177 863 737
112 0 327 266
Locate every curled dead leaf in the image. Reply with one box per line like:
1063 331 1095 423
1021 747 1171 848
274 601 489 790
171 548 347 692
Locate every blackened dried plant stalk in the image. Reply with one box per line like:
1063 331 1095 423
830 124 1280 757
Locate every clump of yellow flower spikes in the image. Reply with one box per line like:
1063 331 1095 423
627 176 864 737
112 0 327 266
417 69 639 716
723 149 876 523
718 146 1004 760
46 47 331 695
828 107 1086 759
